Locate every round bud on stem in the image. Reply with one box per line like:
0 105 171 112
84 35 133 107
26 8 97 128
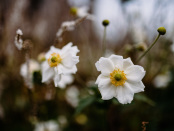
157 27 166 35
102 19 110 27
70 7 78 16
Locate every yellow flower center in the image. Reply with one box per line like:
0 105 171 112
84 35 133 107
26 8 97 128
48 53 62 67
110 69 127 87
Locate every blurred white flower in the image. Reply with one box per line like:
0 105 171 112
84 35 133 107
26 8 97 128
41 42 79 87
95 54 146 104
65 86 79 107
14 29 23 50
153 72 171 88
71 6 95 20
34 120 60 131
56 21 76 42
20 59 40 80
93 0 127 44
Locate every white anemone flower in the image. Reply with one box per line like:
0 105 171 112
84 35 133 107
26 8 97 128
41 42 79 87
95 55 146 104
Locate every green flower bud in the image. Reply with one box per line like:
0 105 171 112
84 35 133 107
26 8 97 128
70 7 78 16
157 27 166 35
102 19 110 26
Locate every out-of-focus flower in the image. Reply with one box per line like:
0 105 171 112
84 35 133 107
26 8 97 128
14 29 23 50
20 59 40 80
65 86 79 107
95 54 146 104
153 72 171 88
41 42 79 87
93 0 127 44
34 120 60 131
70 6 95 20
56 21 76 42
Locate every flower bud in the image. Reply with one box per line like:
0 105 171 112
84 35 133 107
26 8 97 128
157 27 166 35
70 7 78 16
102 19 110 26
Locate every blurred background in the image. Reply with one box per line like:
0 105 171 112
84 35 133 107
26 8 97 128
0 0 174 130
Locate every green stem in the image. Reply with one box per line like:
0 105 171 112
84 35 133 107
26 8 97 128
136 34 161 63
102 26 107 56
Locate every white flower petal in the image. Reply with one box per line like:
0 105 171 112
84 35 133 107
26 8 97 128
95 61 101 71
95 57 114 76
123 57 134 70
41 61 54 82
56 74 74 88
125 81 145 93
116 83 134 104
109 55 123 69
99 85 116 100
61 42 79 56
125 65 145 82
54 74 61 87
96 74 111 88
57 64 77 74
61 53 79 68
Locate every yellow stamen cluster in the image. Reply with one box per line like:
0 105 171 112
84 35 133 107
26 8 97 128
110 69 127 87
48 53 62 67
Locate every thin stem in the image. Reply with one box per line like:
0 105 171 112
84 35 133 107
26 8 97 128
25 50 32 89
136 34 161 63
102 26 107 56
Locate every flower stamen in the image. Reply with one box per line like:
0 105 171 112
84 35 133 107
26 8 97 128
48 53 62 67
110 69 127 87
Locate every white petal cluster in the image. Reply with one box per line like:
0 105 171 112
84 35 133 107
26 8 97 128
75 6 95 20
95 54 146 104
20 59 40 80
34 120 60 131
41 42 79 88
56 21 76 42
